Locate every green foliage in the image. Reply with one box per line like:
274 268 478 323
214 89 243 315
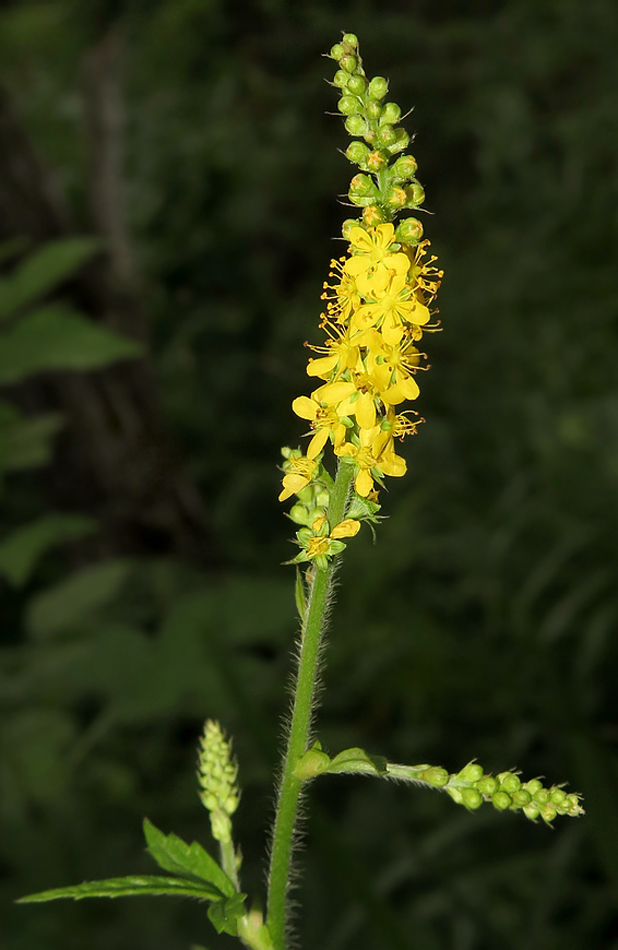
143 819 236 897
0 238 101 321
18 875 222 903
0 514 96 586
207 893 247 937
26 559 135 639
0 304 140 383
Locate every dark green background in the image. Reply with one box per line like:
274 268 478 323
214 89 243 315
1 1 618 947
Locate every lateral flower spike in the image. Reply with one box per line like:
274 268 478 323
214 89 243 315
197 720 241 844
279 33 443 567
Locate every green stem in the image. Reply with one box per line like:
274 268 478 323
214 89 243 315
266 462 354 950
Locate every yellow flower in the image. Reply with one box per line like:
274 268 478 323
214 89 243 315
292 392 348 458
279 455 318 502
344 224 409 296
352 270 430 345
335 426 407 496
367 332 426 404
321 258 362 323
305 320 361 381
314 373 378 431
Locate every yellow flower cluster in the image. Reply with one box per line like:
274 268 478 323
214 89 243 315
281 221 442 501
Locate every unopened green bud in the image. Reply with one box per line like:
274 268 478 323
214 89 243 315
420 767 449 787
381 102 401 125
566 793 582 811
341 54 357 73
387 128 410 154
342 218 359 240
377 125 397 148
492 791 511 811
406 182 425 207
391 154 418 180
396 217 424 244
476 775 498 796
342 32 359 48
362 205 385 226
333 69 349 88
385 185 407 209
345 114 368 137
461 788 483 810
338 95 361 115
511 789 532 807
330 43 344 61
365 100 382 121
346 141 370 166
367 150 386 171
349 173 379 206
540 804 557 824
524 803 541 821
347 75 366 95
522 779 543 795
458 762 485 783
368 76 388 100
498 772 521 794
315 490 330 508
533 788 550 805
289 503 311 525
550 787 567 804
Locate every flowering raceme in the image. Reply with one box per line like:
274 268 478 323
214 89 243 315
279 34 443 566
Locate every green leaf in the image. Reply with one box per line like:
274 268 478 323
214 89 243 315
0 401 64 472
17 875 221 904
143 819 235 898
0 237 100 320
0 514 97 586
26 559 134 638
207 893 247 936
0 304 141 384
327 747 388 776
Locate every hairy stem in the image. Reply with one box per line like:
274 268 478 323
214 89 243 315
266 462 354 950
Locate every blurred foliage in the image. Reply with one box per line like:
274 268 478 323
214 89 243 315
1 0 618 949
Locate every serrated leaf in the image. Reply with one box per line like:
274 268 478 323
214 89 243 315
0 237 100 320
0 514 97 586
26 559 134 638
0 304 140 384
17 875 221 903
207 893 247 936
143 819 235 898
327 747 388 775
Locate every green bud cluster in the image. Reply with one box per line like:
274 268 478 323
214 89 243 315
197 720 241 843
446 762 584 825
329 33 425 241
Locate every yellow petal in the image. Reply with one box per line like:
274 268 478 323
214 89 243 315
307 427 330 459
356 469 374 497
331 519 361 539
316 380 356 405
348 226 375 254
381 318 404 346
355 391 376 429
373 223 395 250
379 451 407 478
292 395 318 420
306 354 339 378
